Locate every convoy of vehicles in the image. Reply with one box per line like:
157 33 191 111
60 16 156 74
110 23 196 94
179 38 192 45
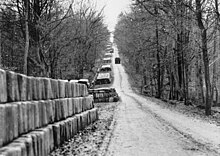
90 44 120 102
73 44 120 102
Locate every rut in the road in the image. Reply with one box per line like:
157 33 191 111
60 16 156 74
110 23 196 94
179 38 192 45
105 59 220 156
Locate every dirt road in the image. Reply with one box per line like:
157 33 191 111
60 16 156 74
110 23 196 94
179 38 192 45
104 46 220 156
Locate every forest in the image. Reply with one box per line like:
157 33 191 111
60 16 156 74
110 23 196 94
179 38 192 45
1 0 220 116
114 0 220 115
0 0 110 80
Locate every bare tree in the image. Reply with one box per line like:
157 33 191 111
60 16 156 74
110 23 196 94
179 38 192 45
0 3 1 67
115 0 220 115
195 0 212 115
23 0 29 74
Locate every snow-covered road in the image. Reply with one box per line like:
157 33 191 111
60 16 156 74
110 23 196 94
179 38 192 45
105 46 220 156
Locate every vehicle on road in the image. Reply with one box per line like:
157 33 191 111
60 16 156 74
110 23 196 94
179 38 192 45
95 73 111 85
109 48 114 53
99 64 112 72
104 53 112 58
103 57 112 64
106 47 114 53
115 57 121 64
88 87 119 102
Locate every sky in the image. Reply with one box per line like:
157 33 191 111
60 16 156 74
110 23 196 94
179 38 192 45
94 0 132 32
63 0 132 32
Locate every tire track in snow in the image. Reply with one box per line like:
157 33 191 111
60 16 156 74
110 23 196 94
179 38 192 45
123 92 220 155
116 63 220 155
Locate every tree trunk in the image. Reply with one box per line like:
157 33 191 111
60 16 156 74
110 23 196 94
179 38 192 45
202 30 212 115
195 0 212 115
150 72 155 96
195 51 204 104
155 6 161 98
212 29 218 106
160 47 167 98
23 0 30 75
0 16 1 67
184 62 189 105
213 0 220 106
0 12 2 67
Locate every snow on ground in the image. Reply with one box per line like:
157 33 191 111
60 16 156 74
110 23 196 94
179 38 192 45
49 102 118 156
104 45 220 155
131 91 220 153
50 45 220 156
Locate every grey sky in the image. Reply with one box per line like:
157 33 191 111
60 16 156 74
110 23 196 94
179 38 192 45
94 0 131 31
